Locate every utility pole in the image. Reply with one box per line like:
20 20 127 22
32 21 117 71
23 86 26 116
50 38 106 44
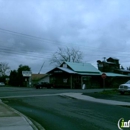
38 62 45 74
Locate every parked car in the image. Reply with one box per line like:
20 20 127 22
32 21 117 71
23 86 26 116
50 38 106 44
118 80 130 94
34 82 43 89
35 82 53 89
0 82 5 86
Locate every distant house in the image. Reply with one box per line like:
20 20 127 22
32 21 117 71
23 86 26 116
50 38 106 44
47 62 102 89
97 57 130 75
97 57 130 87
97 57 120 72
31 74 49 84
38 75 50 83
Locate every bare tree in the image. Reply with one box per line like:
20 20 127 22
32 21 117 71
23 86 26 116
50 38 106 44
0 62 10 76
50 47 83 66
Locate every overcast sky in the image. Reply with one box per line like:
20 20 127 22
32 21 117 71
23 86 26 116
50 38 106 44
0 0 130 74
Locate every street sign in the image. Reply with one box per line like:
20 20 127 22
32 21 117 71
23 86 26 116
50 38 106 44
101 73 106 79
22 71 31 77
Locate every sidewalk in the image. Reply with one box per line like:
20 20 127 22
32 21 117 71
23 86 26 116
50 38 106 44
0 100 40 130
60 93 130 106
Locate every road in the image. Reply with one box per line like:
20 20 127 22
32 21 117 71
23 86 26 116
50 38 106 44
0 87 130 130
0 87 105 98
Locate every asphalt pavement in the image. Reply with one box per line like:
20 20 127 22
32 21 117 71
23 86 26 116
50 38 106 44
1 89 130 130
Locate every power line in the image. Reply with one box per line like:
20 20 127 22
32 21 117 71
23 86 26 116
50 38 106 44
0 28 130 63
0 27 129 54
0 44 130 60
0 27 60 44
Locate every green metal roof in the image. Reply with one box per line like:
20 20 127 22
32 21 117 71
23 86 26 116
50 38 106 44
78 73 101 76
64 62 101 73
104 72 128 77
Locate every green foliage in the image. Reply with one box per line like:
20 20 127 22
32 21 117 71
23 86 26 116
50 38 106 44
0 76 6 82
100 89 118 94
83 89 118 99
17 64 31 86
9 64 31 87
9 70 18 86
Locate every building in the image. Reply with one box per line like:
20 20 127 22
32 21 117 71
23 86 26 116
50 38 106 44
97 57 130 75
97 57 130 87
97 57 120 72
117 69 130 75
47 62 102 89
38 74 50 83
45 58 130 89
31 74 47 84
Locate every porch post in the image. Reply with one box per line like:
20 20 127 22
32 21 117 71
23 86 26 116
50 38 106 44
70 75 73 89
81 76 83 89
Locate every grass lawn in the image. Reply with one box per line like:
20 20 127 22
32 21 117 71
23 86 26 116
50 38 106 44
83 89 130 102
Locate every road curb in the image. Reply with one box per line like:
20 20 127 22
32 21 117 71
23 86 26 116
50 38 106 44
0 100 45 130
29 118 45 130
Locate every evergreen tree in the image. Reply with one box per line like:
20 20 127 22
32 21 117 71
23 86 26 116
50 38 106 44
17 65 31 86
9 70 18 86
9 65 31 87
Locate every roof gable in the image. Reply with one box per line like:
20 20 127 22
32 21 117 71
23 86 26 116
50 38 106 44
47 67 76 74
57 67 77 74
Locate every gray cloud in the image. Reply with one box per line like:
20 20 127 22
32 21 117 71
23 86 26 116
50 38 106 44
0 0 130 73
